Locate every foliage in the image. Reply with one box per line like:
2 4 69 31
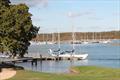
0 0 39 58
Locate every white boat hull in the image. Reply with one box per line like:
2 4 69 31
59 54 88 60
48 49 88 60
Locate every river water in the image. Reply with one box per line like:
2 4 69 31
16 40 120 73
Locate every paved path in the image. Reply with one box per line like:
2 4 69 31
0 68 16 80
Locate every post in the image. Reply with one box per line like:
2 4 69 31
40 54 42 60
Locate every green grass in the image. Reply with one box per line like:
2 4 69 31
8 66 120 80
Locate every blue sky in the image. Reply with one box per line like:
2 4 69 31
11 0 120 33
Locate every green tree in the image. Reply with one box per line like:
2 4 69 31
0 0 11 53
0 0 39 58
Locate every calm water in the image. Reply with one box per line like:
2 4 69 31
16 40 120 73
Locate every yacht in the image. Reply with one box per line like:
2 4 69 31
48 26 88 60
48 49 88 60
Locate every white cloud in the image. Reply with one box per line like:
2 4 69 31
67 11 93 18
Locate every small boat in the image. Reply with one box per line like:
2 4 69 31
82 41 89 44
100 40 111 43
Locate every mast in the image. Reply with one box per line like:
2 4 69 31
99 32 102 41
86 32 88 41
42 33 44 42
46 34 48 44
52 32 54 43
57 28 60 55
92 32 95 41
72 25 75 51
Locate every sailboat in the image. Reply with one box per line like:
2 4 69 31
91 32 99 43
65 26 88 59
47 32 55 44
82 32 89 44
99 32 111 43
48 27 88 60
49 49 88 59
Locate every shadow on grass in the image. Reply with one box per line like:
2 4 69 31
0 62 24 72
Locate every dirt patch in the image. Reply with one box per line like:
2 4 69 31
69 68 79 74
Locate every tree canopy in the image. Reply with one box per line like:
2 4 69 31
0 0 39 58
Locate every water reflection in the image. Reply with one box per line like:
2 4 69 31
16 60 88 73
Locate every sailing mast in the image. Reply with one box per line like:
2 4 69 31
42 33 44 43
72 25 75 54
92 32 95 42
52 32 54 43
57 28 60 55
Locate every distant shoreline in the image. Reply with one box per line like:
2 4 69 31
33 31 120 41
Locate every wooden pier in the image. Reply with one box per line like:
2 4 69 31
0 55 81 63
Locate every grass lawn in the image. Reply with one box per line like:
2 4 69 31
8 66 120 80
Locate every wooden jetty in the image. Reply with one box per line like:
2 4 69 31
0 51 86 64
0 55 81 63
0 57 54 63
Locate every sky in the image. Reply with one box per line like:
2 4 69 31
10 0 120 33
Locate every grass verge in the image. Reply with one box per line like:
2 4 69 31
8 66 120 80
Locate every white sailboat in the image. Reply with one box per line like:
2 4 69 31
65 26 88 59
48 26 88 60
91 32 99 43
47 32 55 44
100 39 111 43
48 49 88 59
82 32 89 44
99 32 111 44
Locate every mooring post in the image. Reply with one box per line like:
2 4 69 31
35 59 37 66
31 60 33 66
31 59 37 66
40 54 42 60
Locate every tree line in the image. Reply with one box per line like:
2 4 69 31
33 31 120 42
